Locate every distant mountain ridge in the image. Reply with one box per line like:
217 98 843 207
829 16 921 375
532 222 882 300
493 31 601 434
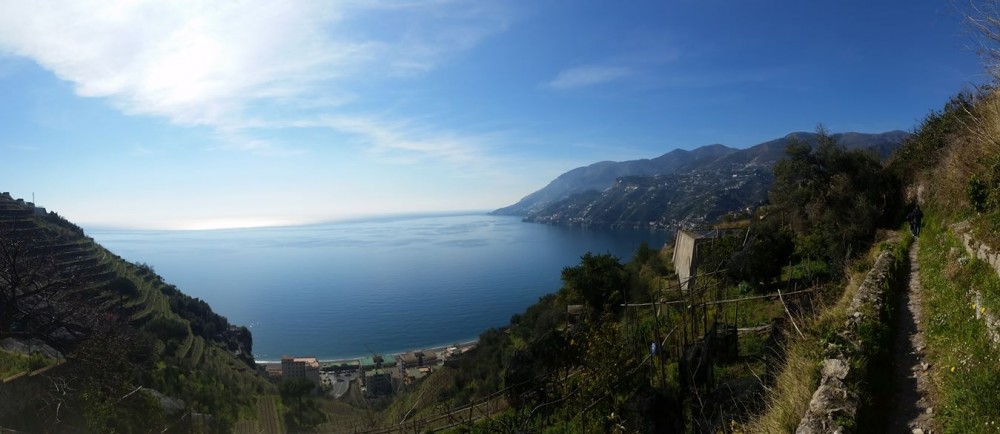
493 130 909 228
492 143 740 216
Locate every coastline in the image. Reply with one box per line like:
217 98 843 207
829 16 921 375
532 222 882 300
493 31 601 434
96 214 668 374
256 339 479 366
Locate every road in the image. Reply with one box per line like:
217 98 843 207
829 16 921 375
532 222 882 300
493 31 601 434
323 370 358 399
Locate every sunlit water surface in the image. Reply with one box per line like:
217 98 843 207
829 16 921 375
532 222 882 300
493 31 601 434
91 214 669 360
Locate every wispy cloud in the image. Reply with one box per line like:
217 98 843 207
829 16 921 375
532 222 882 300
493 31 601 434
545 65 633 90
301 115 495 166
0 0 509 160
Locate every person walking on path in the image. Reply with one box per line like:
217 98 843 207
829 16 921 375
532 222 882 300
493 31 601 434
907 204 924 237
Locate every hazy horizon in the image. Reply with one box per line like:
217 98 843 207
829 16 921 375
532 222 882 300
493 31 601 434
82 208 496 231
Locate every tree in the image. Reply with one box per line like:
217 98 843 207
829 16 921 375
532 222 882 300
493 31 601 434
559 253 627 315
279 377 326 431
73 326 166 434
967 1 1000 80
0 218 97 342
726 220 794 290
769 127 897 267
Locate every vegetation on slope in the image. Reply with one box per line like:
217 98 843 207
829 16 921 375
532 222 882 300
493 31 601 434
745 232 910 433
880 16 1000 423
496 131 908 222
887 83 1000 432
340 127 905 433
0 195 274 433
917 218 1000 432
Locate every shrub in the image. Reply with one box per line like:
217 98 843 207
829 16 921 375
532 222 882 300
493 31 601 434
144 316 188 342
968 175 990 213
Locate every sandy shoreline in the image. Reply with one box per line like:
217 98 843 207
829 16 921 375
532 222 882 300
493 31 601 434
256 339 479 366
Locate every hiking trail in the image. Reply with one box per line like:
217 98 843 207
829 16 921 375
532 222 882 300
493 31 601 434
885 239 935 433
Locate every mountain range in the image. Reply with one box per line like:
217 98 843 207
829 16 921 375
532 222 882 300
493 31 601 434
493 130 910 229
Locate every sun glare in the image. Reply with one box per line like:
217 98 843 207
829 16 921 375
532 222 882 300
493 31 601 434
176 217 293 231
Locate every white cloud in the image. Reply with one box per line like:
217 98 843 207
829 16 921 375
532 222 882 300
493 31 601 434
0 0 509 159
304 115 492 166
545 65 632 90
0 1 354 127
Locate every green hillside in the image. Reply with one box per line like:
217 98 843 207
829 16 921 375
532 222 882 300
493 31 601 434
319 125 908 432
0 193 275 433
415 89 1000 433
884 88 1000 433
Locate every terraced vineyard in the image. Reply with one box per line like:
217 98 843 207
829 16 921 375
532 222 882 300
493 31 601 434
0 193 277 431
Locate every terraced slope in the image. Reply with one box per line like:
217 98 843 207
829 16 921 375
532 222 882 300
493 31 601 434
0 193 275 432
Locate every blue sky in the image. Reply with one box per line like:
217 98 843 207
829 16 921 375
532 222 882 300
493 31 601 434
0 1 987 229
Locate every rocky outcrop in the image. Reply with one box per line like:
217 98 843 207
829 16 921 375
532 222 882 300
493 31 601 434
797 246 905 433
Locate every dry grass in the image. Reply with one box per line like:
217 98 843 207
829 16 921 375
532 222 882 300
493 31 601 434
741 340 822 433
740 270 864 432
929 90 1000 220
739 235 902 433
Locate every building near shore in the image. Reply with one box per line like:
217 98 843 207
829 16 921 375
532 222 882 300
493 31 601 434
364 368 393 396
361 355 396 370
281 356 321 386
398 350 438 367
261 363 283 379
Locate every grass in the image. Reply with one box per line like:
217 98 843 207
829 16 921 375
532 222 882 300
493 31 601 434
0 349 56 379
924 90 1000 226
742 233 907 433
742 338 823 433
918 217 1000 433
175 331 194 359
742 283 856 433
188 336 206 366
130 291 160 322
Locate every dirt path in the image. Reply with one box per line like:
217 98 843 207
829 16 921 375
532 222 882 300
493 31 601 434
886 239 935 433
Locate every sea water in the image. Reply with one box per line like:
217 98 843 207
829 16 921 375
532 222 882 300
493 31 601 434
89 214 669 360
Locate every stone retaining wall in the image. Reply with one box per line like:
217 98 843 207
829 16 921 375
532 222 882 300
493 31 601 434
796 246 905 434
954 225 1000 346
956 226 1000 278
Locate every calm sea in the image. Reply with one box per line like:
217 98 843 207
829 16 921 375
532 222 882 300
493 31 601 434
89 214 669 361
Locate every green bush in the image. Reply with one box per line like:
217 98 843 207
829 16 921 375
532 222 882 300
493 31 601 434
144 316 188 342
968 175 990 213
770 127 899 269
